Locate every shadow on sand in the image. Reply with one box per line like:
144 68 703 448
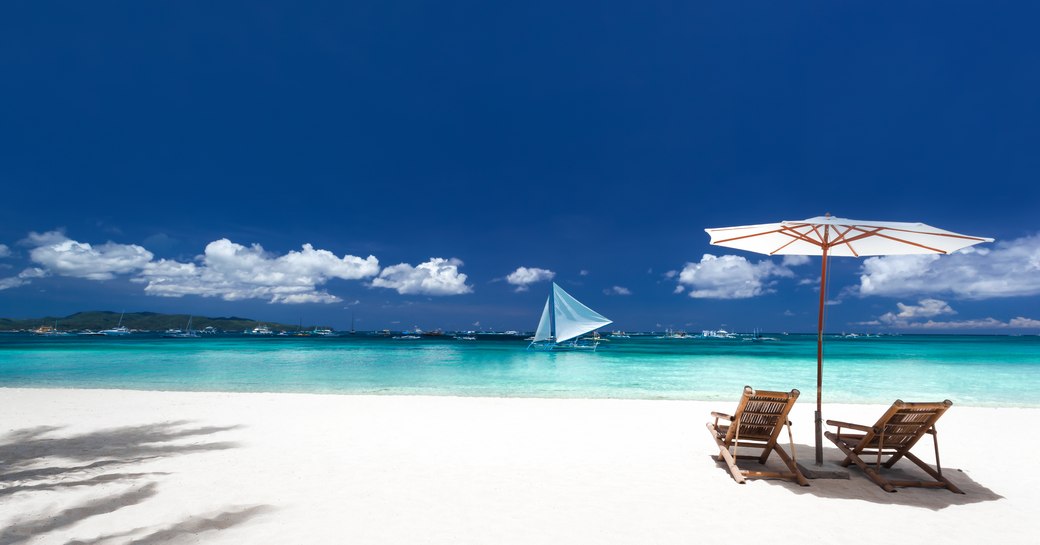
0 421 272 545
711 441 1002 510
61 504 275 545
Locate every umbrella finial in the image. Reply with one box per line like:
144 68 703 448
825 212 831 218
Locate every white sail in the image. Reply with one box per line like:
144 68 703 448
533 296 552 342
552 283 612 343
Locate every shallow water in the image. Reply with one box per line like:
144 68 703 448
1 333 1038 406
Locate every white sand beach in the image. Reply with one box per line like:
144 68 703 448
0 388 1035 544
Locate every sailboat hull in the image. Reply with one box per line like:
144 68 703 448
527 339 600 351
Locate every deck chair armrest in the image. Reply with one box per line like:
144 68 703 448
710 411 734 421
825 420 874 433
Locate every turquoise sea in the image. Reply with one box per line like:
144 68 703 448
1 334 1038 407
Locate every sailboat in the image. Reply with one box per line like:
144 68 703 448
163 316 199 338
100 311 130 336
528 283 612 351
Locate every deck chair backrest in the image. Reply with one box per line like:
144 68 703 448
724 386 800 444
864 400 952 450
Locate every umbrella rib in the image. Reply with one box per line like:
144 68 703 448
715 226 786 243
768 225 821 254
861 225 991 241
827 226 864 257
769 236 802 255
809 224 828 247
846 227 950 254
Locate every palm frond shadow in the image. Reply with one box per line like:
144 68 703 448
0 420 250 543
0 483 159 545
63 505 275 545
0 421 240 476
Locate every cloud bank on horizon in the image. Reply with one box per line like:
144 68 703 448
1 230 468 303
2 230 1040 330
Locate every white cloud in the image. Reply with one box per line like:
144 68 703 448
674 285 685 294
899 317 1039 330
677 254 793 299
865 299 1039 330
26 231 153 280
0 267 49 291
18 267 48 279
0 277 26 290
0 244 10 258
580 269 590 276
136 239 380 304
858 234 1040 299
371 257 472 296
505 266 555 292
781 255 811 267
1010 317 1040 328
873 297 952 324
604 285 631 296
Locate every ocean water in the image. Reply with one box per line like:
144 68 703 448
0 334 1038 407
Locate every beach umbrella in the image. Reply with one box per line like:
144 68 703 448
704 214 992 465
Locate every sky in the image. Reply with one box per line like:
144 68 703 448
1 2 1038 333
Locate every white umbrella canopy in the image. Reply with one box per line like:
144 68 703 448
706 215 993 257
704 214 993 465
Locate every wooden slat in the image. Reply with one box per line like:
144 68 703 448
823 400 962 494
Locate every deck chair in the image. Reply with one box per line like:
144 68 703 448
825 400 963 494
706 386 808 486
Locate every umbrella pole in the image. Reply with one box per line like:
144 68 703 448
815 245 830 465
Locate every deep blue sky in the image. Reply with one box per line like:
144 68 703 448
2 2 1038 332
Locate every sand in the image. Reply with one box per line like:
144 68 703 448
0 388 1035 544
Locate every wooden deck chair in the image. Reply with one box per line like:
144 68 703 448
706 386 808 486
825 400 963 494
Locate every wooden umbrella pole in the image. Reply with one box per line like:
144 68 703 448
815 235 830 465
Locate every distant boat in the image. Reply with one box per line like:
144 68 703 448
742 328 777 342
77 330 106 336
528 283 612 351
312 327 336 336
163 316 199 338
608 330 630 339
244 325 273 335
100 312 130 336
33 321 71 337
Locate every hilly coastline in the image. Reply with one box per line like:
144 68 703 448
0 311 313 332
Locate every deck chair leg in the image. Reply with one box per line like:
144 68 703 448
717 446 747 484
825 431 895 492
902 451 964 494
883 452 906 469
706 422 746 484
771 446 809 486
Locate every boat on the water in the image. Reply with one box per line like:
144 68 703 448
163 316 199 338
32 322 71 336
608 330 630 339
528 283 612 351
699 329 736 339
245 325 273 335
100 312 130 336
742 328 777 342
